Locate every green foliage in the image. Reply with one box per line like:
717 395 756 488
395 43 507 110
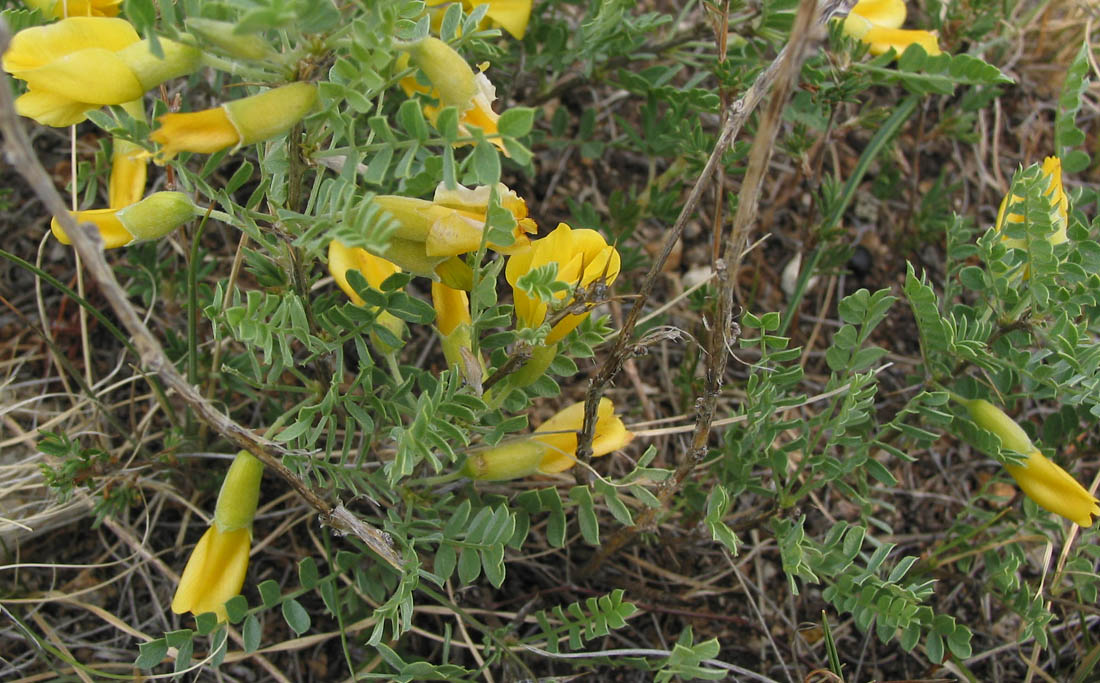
17 0 1100 679
532 589 637 653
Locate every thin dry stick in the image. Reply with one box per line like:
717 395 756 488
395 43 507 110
579 0 823 576
0 20 400 571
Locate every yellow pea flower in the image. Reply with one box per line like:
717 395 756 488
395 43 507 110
401 38 508 153
150 82 318 162
505 222 621 345
841 0 941 57
2 17 199 127
172 451 264 622
23 0 121 18
965 398 1099 527
108 99 147 209
367 182 535 281
426 0 533 39
328 240 406 351
462 398 633 480
51 191 196 249
995 156 1069 251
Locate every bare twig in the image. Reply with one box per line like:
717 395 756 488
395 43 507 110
578 0 824 576
0 19 401 571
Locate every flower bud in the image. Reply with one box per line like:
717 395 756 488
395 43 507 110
151 82 317 161
462 440 546 481
51 191 196 248
964 398 1033 454
213 451 264 532
407 37 477 110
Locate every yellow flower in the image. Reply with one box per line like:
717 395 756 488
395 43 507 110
505 222 621 345
23 0 121 18
369 182 535 280
965 398 1099 527
432 281 471 337
2 17 199 127
51 191 196 249
401 39 507 153
108 99 147 209
108 138 147 208
432 281 476 370
841 0 941 57
1005 451 1100 528
995 156 1069 251
150 82 317 162
172 451 264 622
426 0 533 39
328 240 406 351
462 398 633 480
532 398 634 473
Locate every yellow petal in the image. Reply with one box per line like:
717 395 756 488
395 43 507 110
1040 156 1069 244
51 207 133 248
1006 451 1100 527
150 107 242 161
473 0 533 39
432 281 471 336
109 138 147 209
14 89 93 127
2 16 138 73
459 74 505 153
849 0 906 29
329 241 401 305
426 212 485 256
591 415 634 457
373 195 438 242
171 525 251 621
24 0 122 18
409 37 477 110
533 398 629 473
18 47 143 104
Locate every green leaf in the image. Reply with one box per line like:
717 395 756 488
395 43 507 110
135 639 168 669
498 107 536 137
258 579 282 608
298 557 319 590
225 595 248 624
195 611 219 636
471 140 501 184
243 614 262 653
282 598 311 636
457 547 481 584
1055 42 1091 172
397 99 429 140
569 486 600 545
